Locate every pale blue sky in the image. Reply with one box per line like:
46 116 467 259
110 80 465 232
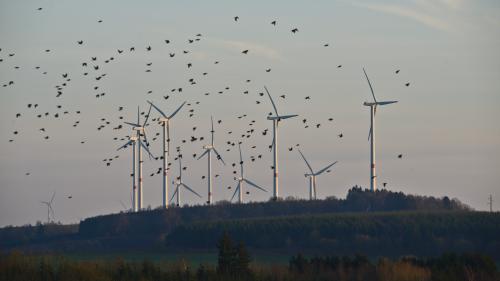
1 0 499 226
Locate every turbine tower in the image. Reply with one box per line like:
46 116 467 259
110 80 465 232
170 155 201 206
117 135 138 211
363 68 398 191
124 106 155 210
197 116 225 205
147 100 186 209
40 191 56 224
265 86 298 200
298 149 338 200
231 142 268 203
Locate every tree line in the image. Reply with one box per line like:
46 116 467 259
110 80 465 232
1 232 498 281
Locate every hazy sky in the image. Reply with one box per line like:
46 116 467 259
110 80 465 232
1 0 499 227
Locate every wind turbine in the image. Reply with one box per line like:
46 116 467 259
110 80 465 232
362 68 398 191
147 100 186 209
170 155 201 207
265 86 298 200
197 116 225 205
298 149 338 200
124 106 155 211
40 191 55 223
117 135 138 212
231 143 268 203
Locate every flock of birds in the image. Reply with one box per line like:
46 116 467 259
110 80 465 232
2 8 411 209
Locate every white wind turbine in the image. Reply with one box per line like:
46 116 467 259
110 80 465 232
265 86 298 200
298 149 338 200
197 116 225 205
124 106 155 211
231 143 268 203
170 155 201 207
147 100 186 209
40 191 56 224
117 134 138 212
363 68 398 191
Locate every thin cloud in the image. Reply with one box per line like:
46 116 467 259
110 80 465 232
221 40 283 61
354 2 451 32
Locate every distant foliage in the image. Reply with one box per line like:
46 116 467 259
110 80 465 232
167 211 500 259
0 251 497 281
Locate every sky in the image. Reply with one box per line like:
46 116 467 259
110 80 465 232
0 0 499 227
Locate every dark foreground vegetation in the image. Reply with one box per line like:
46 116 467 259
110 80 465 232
1 233 498 281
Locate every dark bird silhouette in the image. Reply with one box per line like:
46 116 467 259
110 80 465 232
77 40 83 45
395 70 400 74
383 182 387 187
242 50 249 54
291 28 299 33
234 16 239 21
337 65 342 68
324 43 329 47
398 154 403 159
165 40 170 44
265 68 271 72
338 133 343 138
271 20 276 25
405 83 410 87
146 46 151 51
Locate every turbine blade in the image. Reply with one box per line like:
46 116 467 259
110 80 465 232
243 179 267 192
143 104 153 127
50 191 56 204
213 148 226 165
170 186 179 203
211 116 214 146
197 149 209 160
368 124 372 141
231 182 240 202
168 101 186 119
182 183 202 198
277 114 298 120
376 101 398 106
147 100 168 118
238 143 243 175
298 149 314 174
264 86 279 116
363 68 377 103
117 140 133 151
315 161 338 176
140 141 154 160
137 106 140 125
124 122 141 127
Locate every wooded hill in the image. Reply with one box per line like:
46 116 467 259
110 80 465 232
2 187 498 261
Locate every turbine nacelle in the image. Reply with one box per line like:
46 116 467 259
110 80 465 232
203 144 214 150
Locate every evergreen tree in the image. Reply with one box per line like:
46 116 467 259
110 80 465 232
217 231 236 275
236 241 252 273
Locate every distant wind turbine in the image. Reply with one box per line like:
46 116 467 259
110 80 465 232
231 143 268 203
265 86 298 200
197 116 225 205
147 100 186 209
171 155 201 206
298 149 337 200
117 134 138 211
363 68 398 191
40 191 56 223
124 106 155 210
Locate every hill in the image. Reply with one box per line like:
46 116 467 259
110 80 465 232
3 187 497 261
